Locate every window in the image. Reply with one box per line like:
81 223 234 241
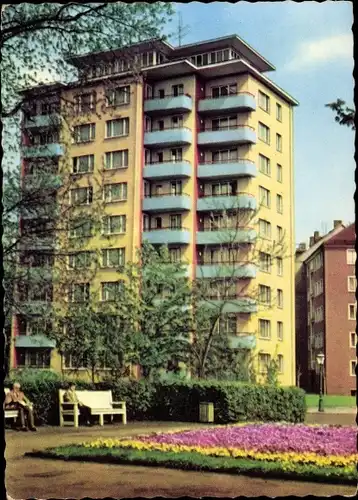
315 306 324 322
63 352 89 369
259 252 271 273
69 220 92 238
258 91 270 113
106 86 130 106
259 154 271 176
72 155 94 174
171 148 183 161
277 226 283 242
69 283 90 303
259 186 271 208
172 84 184 96
276 194 283 214
350 332 356 348
259 353 271 373
169 247 181 263
102 248 125 268
277 321 283 341
347 249 356 265
68 252 91 269
277 164 283 182
104 150 128 170
314 279 324 296
277 289 283 308
70 187 93 205
212 115 237 130
276 133 282 152
276 103 282 121
259 285 271 305
101 281 123 301
103 182 127 202
171 115 183 128
73 123 95 143
348 303 356 320
17 349 51 369
212 149 238 162
74 92 95 113
218 314 237 334
276 257 283 276
211 83 237 97
277 354 284 373
350 360 356 376
259 320 271 339
259 219 271 239
212 181 235 196
170 214 182 229
258 122 270 143
102 215 126 235
348 276 357 292
106 118 129 138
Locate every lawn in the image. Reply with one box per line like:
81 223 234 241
28 423 358 484
305 394 356 408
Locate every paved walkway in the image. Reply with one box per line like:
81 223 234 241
5 421 356 498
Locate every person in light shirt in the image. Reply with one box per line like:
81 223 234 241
5 382 36 431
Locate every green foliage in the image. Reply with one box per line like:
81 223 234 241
325 99 355 130
32 446 356 484
265 358 280 387
4 376 306 426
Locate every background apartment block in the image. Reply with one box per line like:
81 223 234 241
12 35 298 385
295 222 356 395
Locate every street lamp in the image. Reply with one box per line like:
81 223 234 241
316 353 325 412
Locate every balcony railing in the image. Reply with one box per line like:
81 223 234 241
198 191 254 198
197 225 256 232
199 124 255 132
146 159 189 165
201 91 255 100
144 225 188 231
199 158 255 165
197 259 254 266
145 93 192 100
144 191 189 198
148 125 191 132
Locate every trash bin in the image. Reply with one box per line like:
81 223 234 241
199 402 214 423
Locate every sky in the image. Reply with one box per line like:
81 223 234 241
166 1 354 245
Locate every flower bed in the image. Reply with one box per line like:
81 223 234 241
28 423 358 484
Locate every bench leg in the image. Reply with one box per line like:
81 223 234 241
74 410 79 428
99 414 104 426
123 413 127 425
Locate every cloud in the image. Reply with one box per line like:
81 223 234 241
283 34 353 72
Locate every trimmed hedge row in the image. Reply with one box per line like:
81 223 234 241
5 372 306 425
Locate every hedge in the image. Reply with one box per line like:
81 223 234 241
5 372 306 426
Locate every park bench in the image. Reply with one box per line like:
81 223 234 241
4 388 19 423
59 389 127 427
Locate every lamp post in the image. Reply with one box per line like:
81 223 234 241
316 353 325 412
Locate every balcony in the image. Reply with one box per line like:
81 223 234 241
19 301 53 315
21 205 58 219
197 193 256 212
23 113 61 129
24 174 62 190
228 333 256 350
197 159 257 179
144 127 192 148
144 94 192 115
19 266 54 282
196 262 257 279
22 143 64 158
203 295 258 314
143 160 191 180
197 125 256 147
143 193 191 212
143 227 191 245
15 335 56 349
198 92 256 115
19 237 56 250
196 227 257 245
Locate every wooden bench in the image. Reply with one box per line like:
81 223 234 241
4 388 19 424
59 389 127 427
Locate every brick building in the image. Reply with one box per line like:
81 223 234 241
295 221 356 395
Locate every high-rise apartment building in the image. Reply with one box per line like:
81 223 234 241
295 222 356 395
11 35 298 385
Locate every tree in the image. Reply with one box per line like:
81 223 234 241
325 99 355 130
111 242 192 380
190 198 288 380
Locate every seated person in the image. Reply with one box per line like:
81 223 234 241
5 382 37 431
63 383 93 426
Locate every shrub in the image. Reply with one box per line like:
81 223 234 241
4 375 306 425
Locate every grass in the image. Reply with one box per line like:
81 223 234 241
26 445 357 485
305 394 356 408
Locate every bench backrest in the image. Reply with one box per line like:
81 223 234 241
59 389 113 409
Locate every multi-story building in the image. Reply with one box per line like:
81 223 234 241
295 222 356 395
11 35 298 385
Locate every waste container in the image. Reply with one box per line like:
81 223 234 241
199 402 214 423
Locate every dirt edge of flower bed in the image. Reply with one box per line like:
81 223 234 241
25 447 357 485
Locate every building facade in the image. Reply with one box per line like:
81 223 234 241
295 222 356 395
11 35 298 385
